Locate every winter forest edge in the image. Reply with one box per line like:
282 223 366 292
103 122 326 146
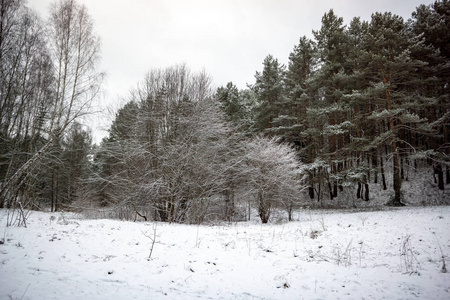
1 0 450 226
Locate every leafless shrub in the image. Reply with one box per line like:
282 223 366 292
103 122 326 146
317 215 327 231
399 235 421 274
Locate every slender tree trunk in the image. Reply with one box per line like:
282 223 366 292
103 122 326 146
435 164 445 190
51 169 55 212
258 190 269 224
364 183 369 201
317 180 321 202
309 185 315 199
332 163 338 198
372 149 378 184
308 174 315 199
380 150 387 190
392 145 403 205
287 201 293 222
55 165 59 212
328 179 333 200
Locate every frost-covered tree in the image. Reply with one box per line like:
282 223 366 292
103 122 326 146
93 66 247 223
243 136 304 223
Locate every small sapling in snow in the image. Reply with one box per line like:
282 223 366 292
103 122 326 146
359 215 368 226
142 223 159 261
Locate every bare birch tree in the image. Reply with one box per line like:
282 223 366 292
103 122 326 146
1 1 54 209
0 0 103 210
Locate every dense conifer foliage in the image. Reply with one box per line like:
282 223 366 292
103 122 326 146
221 3 449 207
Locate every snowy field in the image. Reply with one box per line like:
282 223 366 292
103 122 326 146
1 206 449 300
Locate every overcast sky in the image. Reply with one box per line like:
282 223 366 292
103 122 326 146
30 0 430 142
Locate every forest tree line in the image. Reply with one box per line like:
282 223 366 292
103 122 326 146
0 0 449 224
223 3 450 206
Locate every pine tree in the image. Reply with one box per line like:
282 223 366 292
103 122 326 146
282 36 316 147
309 9 349 201
216 82 242 124
251 55 286 134
411 1 450 189
341 17 374 200
364 12 429 205
281 36 318 198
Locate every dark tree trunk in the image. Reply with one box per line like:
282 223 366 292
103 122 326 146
317 181 321 202
308 186 315 199
364 183 369 201
372 149 378 184
328 181 333 200
258 191 270 224
380 153 387 190
435 164 445 190
400 156 405 180
51 170 55 212
224 189 235 222
287 202 293 222
391 147 404 206
55 165 59 212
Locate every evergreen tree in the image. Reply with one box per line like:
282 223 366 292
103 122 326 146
216 82 242 125
309 9 349 201
251 55 286 133
62 122 92 205
364 12 429 205
344 16 379 198
411 1 450 188
282 36 316 147
283 36 318 198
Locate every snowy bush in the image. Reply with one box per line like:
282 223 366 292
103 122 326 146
243 136 305 223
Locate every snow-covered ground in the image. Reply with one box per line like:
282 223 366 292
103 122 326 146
1 206 449 300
